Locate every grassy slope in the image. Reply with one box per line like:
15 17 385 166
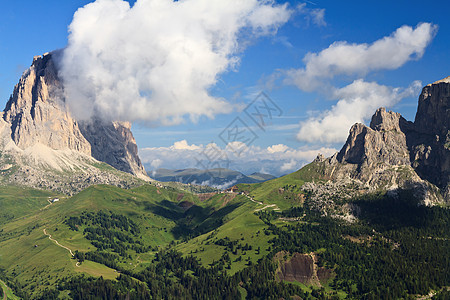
177 194 274 274
0 186 60 225
0 184 188 296
235 160 326 209
0 183 260 297
0 162 329 298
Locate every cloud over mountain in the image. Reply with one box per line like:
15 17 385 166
59 0 292 125
279 22 436 144
296 80 422 143
140 140 336 176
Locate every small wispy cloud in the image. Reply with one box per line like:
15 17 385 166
297 3 326 27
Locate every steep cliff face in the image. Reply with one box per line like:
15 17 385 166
1 52 147 179
322 78 450 203
409 77 450 196
79 119 146 179
3 53 91 154
337 108 412 168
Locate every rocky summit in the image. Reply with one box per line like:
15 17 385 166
0 52 148 194
309 77 449 205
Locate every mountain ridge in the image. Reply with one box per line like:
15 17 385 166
151 167 276 188
0 53 149 194
2 52 147 179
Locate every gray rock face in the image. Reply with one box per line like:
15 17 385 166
330 78 450 202
3 53 91 154
1 52 147 179
79 119 146 178
337 109 411 168
409 79 450 196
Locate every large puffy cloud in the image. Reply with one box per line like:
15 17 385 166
285 23 437 91
296 80 422 143
60 0 292 124
140 140 337 176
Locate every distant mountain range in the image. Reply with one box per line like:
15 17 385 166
150 168 276 189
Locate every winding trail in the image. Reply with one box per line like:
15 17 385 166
234 192 280 211
43 229 80 267
133 256 141 269
1 281 6 300
0 279 12 300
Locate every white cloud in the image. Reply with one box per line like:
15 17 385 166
140 140 337 176
296 80 422 143
310 8 326 27
297 3 326 27
59 0 292 125
150 158 163 169
285 23 437 91
280 159 298 173
171 140 201 150
267 144 289 153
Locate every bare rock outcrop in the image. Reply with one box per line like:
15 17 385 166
1 52 148 181
338 108 412 168
409 78 450 198
79 119 147 179
304 77 450 206
3 53 91 154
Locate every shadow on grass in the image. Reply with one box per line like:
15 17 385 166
127 197 243 240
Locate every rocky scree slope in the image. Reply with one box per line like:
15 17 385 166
0 52 148 194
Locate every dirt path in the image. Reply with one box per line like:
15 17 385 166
133 256 141 269
1 281 6 300
238 193 280 212
43 228 80 267
0 279 12 300
245 194 263 205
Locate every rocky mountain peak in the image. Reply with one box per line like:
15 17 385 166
1 52 147 180
330 77 450 202
410 77 450 197
3 52 91 154
415 77 449 138
429 75 450 85
369 107 410 132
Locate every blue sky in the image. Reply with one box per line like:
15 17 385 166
1 0 449 176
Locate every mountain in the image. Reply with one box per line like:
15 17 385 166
233 77 449 218
0 52 148 194
326 76 449 203
247 172 277 181
151 168 276 188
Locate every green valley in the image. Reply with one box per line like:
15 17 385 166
0 164 448 299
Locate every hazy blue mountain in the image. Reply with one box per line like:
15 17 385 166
150 168 276 189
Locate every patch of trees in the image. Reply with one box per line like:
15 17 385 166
28 192 450 299
257 196 450 299
60 250 317 299
64 211 140 234
64 211 149 255
214 237 252 253
74 251 120 270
